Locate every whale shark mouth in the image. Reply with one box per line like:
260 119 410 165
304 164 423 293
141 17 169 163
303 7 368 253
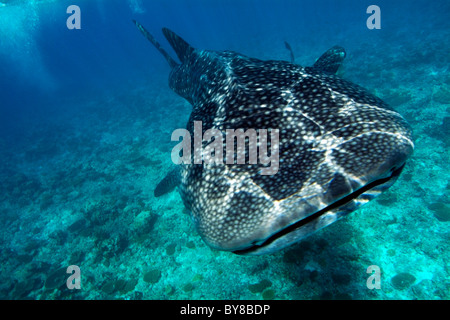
233 163 406 255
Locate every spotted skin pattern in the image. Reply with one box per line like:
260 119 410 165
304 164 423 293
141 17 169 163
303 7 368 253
134 21 414 255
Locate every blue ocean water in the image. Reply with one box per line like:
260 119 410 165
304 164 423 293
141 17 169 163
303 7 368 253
0 0 448 300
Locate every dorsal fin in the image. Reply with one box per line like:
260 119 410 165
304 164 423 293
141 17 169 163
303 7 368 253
162 28 195 63
132 20 178 69
312 46 346 74
284 41 295 63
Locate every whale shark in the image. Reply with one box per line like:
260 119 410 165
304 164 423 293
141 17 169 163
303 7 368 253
133 20 414 255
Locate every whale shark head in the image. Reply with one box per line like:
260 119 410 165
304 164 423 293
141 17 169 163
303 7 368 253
134 21 414 255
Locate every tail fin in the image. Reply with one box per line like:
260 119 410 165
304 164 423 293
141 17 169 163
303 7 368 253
132 20 178 69
162 28 194 63
312 46 346 74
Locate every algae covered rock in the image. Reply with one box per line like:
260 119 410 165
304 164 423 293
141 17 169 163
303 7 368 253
183 283 194 292
434 86 450 104
101 281 115 295
385 90 412 107
186 241 196 249
391 273 415 290
428 202 450 222
248 279 272 293
45 267 68 290
121 278 138 294
143 269 161 284
262 289 275 300
166 243 177 255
